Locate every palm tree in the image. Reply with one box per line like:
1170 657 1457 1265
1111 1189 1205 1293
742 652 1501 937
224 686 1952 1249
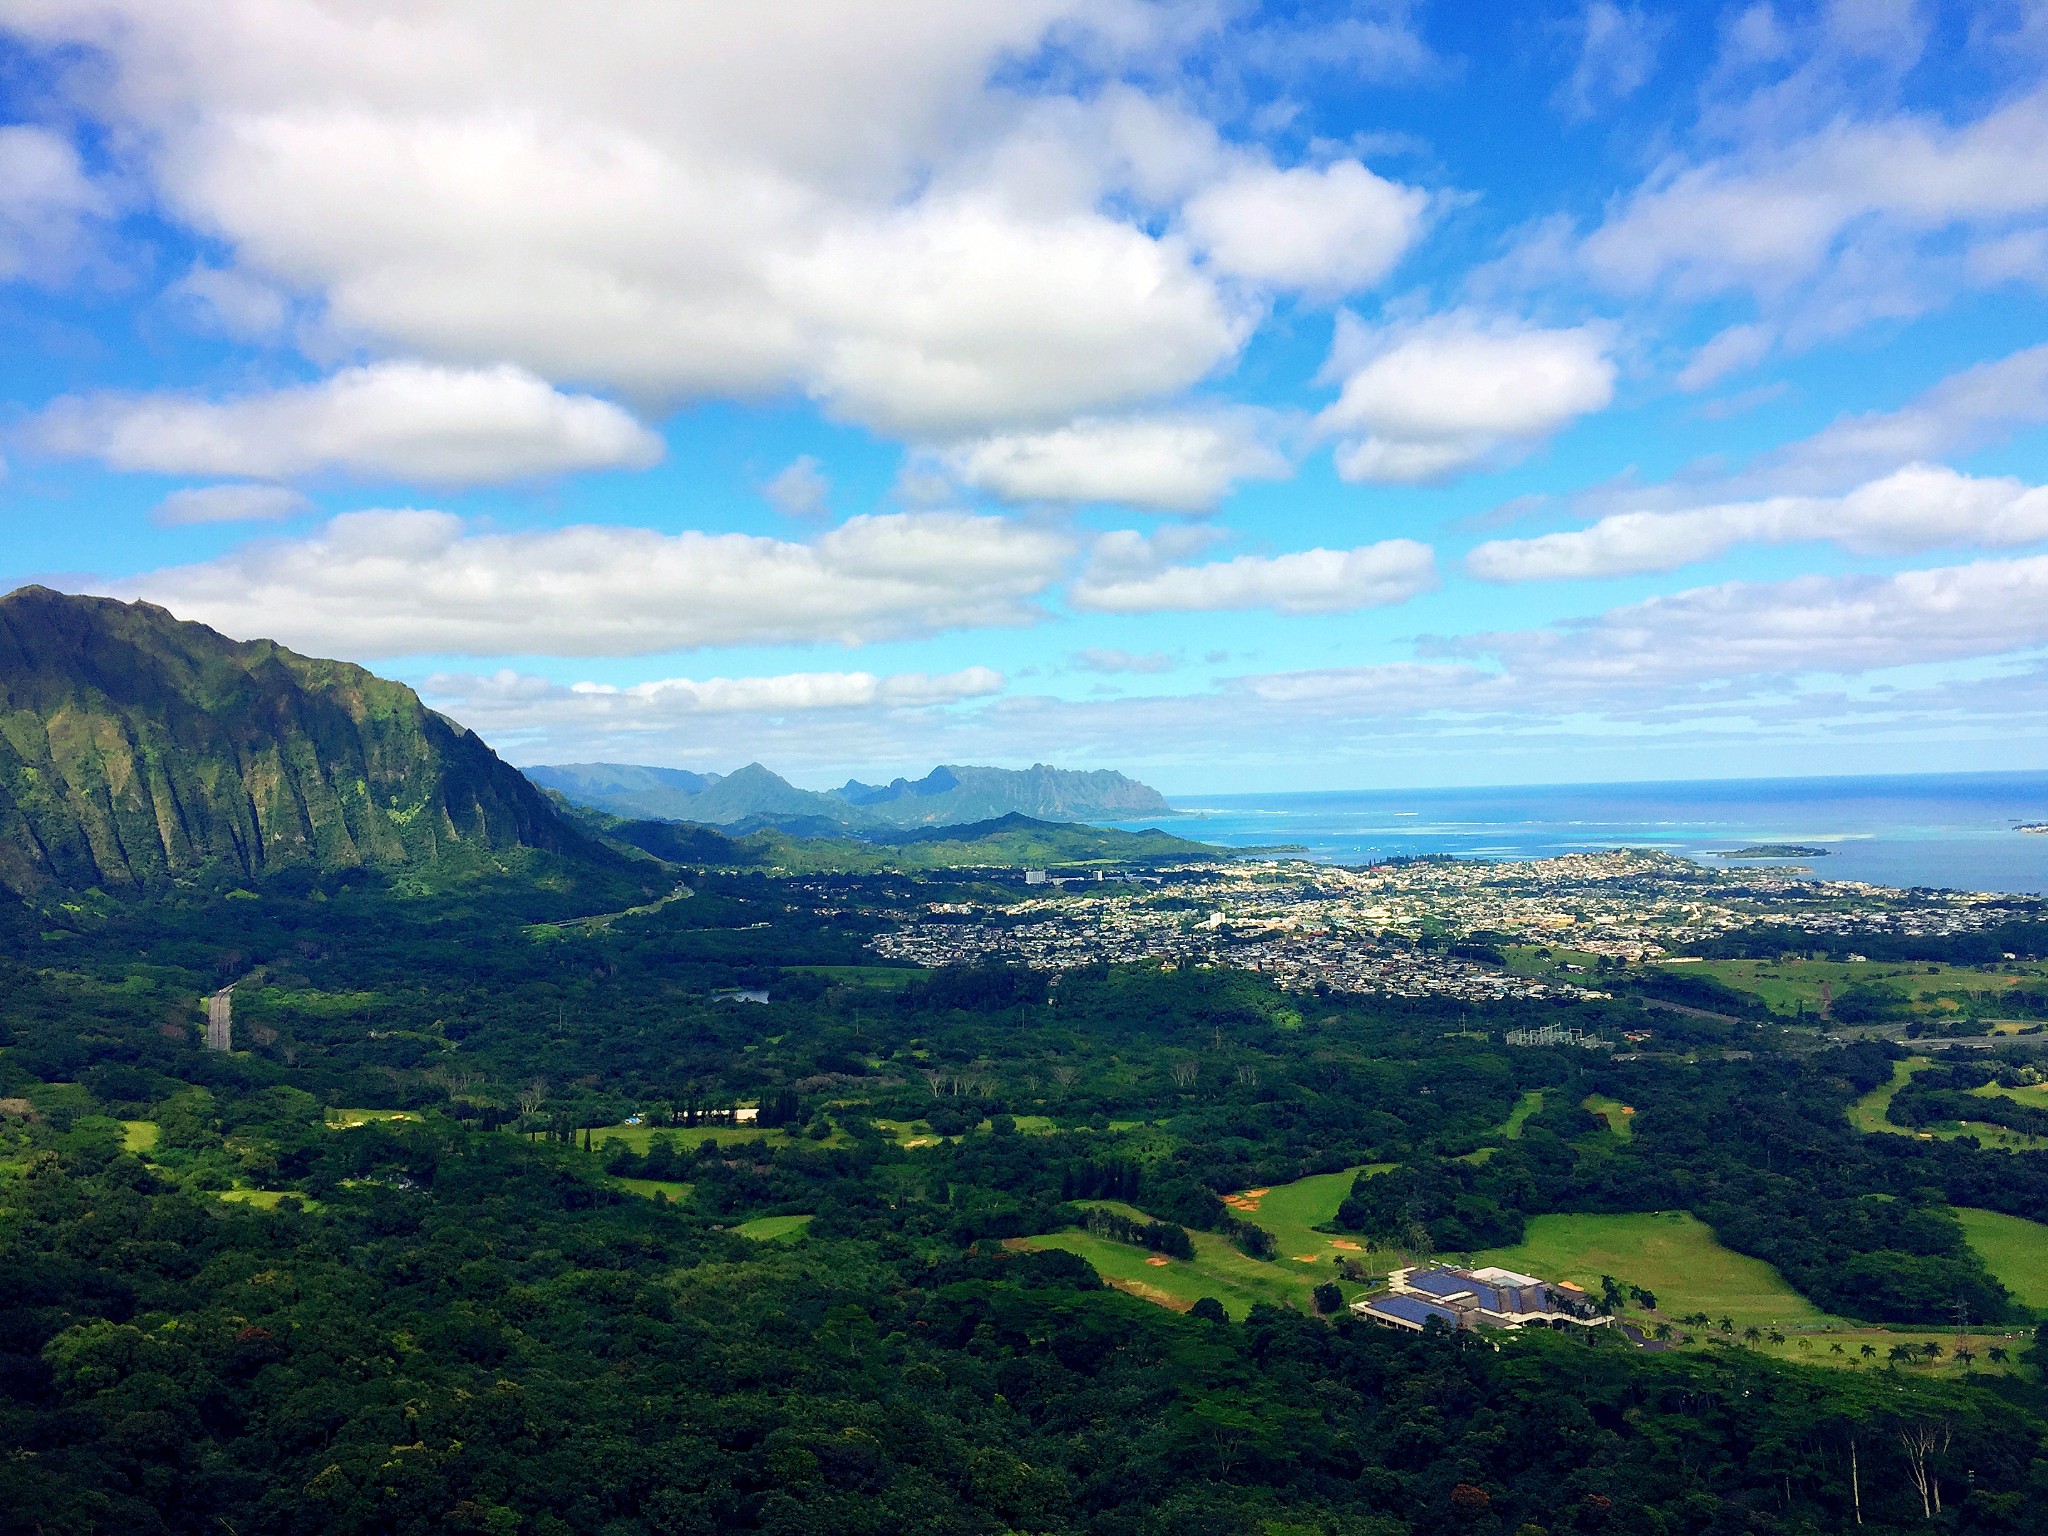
1887 1343 1914 1365
1742 1325 1763 1344
1829 1341 1845 1355
1860 1343 1878 1360
1653 1322 1672 1340
1955 1348 1975 1370
1921 1341 1943 1361
1989 1346 2009 1364
1718 1315 1735 1334
1771 1330 1789 1346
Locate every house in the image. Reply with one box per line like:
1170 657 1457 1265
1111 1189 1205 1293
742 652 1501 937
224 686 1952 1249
1351 1264 1611 1334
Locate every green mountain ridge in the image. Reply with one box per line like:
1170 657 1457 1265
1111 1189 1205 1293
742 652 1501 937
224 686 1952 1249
549 797 1222 873
526 757 1176 830
0 586 611 896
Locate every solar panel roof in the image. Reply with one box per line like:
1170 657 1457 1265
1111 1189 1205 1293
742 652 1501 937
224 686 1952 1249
1405 1269 1476 1299
1364 1294 1462 1328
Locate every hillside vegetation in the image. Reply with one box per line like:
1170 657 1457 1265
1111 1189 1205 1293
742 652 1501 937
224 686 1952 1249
0 587 610 896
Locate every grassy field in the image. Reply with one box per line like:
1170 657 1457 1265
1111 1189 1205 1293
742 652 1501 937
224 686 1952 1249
122 1120 159 1153
1017 1166 1393 1320
1581 1094 1636 1138
611 1177 692 1201
1954 1208 2048 1311
588 1123 794 1153
1472 1212 1829 1329
1497 1090 1544 1139
325 1108 423 1129
1469 1211 2025 1372
1848 1059 2048 1150
782 965 929 988
1848 1057 1930 1133
733 1213 814 1241
217 1188 299 1208
1970 1079 2048 1110
1658 957 2047 1018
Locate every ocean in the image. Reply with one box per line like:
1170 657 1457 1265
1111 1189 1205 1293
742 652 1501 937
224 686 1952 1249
1113 771 2048 896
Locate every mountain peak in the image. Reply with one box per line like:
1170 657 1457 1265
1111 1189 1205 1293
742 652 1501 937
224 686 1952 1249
529 758 1173 832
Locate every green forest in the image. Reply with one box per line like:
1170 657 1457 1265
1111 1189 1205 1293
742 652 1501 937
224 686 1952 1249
4 859 2047 1536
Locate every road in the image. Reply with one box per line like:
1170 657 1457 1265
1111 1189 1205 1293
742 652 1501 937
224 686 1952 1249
205 985 235 1051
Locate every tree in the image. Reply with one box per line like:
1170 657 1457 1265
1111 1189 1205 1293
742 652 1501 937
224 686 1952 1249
1860 1343 1877 1360
1897 1421 1951 1520
1743 1326 1762 1344
1189 1297 1227 1323
1312 1283 1344 1315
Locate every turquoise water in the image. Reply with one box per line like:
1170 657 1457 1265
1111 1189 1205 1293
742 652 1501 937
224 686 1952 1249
1111 772 2048 896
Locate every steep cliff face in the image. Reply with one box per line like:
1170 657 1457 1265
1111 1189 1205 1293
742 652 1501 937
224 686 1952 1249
0 587 602 895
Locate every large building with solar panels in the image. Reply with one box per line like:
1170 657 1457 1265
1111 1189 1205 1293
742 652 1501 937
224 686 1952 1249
1351 1265 1612 1334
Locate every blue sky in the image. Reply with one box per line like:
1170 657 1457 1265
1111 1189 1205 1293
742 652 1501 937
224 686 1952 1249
6 0 2048 793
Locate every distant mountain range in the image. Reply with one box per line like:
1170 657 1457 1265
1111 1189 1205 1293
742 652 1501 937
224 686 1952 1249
0 587 611 896
524 759 1176 833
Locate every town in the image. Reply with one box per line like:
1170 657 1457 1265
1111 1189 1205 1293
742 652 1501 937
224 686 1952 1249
866 848 2030 1002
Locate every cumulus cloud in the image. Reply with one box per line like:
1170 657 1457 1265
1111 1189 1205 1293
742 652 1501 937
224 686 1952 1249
1467 465 2048 582
0 2 1377 437
763 454 830 519
1073 538 1436 615
33 362 663 484
0 124 108 282
1318 314 1616 483
1181 159 1429 295
114 508 1074 657
150 483 308 526
942 412 1288 511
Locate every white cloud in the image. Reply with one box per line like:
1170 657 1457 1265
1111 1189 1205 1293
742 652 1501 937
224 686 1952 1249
1073 538 1436 615
1583 89 2048 298
1 2 1311 437
114 507 1074 658
1559 3 1668 120
943 412 1288 511
1071 647 1175 674
33 362 663 484
164 263 289 340
1759 343 2048 490
1474 554 2048 686
1318 314 1616 483
763 454 830 519
0 125 107 282
1181 159 1429 295
571 666 1004 713
420 664 1004 768
1675 321 1775 391
150 483 308 526
1468 464 2048 582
